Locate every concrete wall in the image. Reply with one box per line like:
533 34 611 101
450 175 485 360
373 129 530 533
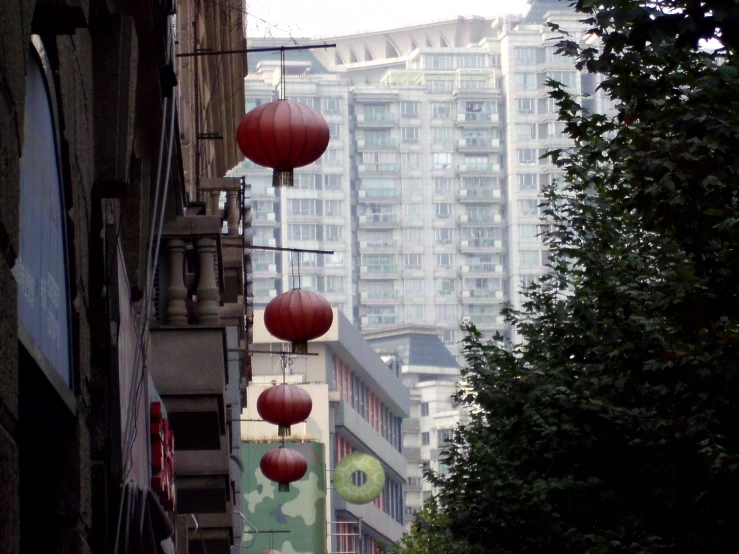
0 2 179 553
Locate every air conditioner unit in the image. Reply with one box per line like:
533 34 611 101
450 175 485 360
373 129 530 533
458 139 467 147
495 290 504 299
494 264 503 273
268 289 277 298
461 240 469 247
360 292 368 300
462 290 471 298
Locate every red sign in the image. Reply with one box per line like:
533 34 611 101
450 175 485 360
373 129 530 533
151 401 176 511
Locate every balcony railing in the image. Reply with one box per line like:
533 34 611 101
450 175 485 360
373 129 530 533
459 188 501 200
362 290 401 299
359 214 399 225
358 163 398 173
362 264 399 274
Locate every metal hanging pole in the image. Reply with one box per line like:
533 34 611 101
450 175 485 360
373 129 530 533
175 43 337 58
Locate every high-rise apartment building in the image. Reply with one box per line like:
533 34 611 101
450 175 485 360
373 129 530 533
231 0 587 355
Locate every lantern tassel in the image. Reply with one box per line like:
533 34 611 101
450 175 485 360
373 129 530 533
278 424 291 437
292 341 308 354
279 483 290 493
273 169 294 187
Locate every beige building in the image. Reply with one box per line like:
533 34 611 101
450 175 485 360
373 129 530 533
233 0 589 355
244 309 410 552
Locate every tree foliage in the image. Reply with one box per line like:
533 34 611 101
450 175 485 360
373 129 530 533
427 0 739 552
381 498 481 554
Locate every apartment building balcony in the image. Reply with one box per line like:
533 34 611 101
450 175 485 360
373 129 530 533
361 314 401 327
458 263 505 276
457 137 501 153
359 239 399 250
360 290 402 303
250 185 275 199
252 211 277 226
460 238 504 252
404 417 421 433
252 262 277 274
356 112 399 127
358 163 400 175
461 289 505 302
358 189 400 203
464 314 506 328
457 214 502 225
253 238 277 248
458 188 502 202
359 265 400 279
357 138 398 150
457 163 501 174
333 492 406 543
456 112 499 125
358 213 400 228
404 446 421 461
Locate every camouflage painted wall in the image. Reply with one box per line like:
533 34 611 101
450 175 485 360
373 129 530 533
241 441 327 554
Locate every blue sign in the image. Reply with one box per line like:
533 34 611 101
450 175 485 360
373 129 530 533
14 50 72 389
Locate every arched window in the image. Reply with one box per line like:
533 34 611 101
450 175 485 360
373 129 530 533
15 38 72 393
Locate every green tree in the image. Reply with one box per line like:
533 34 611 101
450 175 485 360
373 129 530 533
381 498 480 554
429 0 739 552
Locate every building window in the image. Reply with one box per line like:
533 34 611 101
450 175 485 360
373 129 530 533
401 101 420 118
514 47 537 65
324 225 343 242
434 178 454 194
432 152 453 169
322 148 342 166
435 228 454 244
287 198 317 216
403 203 422 218
403 253 423 270
322 97 343 114
294 173 320 190
402 178 422 194
431 102 452 119
516 123 536 140
519 199 539 216
288 96 316 108
328 122 342 139
403 228 423 245
518 148 537 165
404 304 425 322
441 328 456 344
324 199 343 216
520 224 539 241
438 279 454 296
421 432 430 445
436 304 456 322
287 224 317 241
404 279 425 297
519 174 538 190
326 276 345 293
521 274 538 288
434 203 453 219
517 98 536 115
420 403 430 417
326 252 344 267
548 121 568 138
546 71 577 88
437 428 453 444
400 152 421 168
433 127 453 144
520 249 541 268
435 253 454 269
401 127 420 144
514 72 537 90
324 174 342 190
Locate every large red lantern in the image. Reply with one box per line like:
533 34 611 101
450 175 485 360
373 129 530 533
264 289 333 353
236 100 330 187
260 447 308 492
257 383 312 437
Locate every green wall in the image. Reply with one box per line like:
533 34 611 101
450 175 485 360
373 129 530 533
241 441 327 554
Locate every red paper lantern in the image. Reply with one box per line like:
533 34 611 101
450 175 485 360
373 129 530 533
260 447 308 492
236 100 330 187
257 383 312 437
264 289 333 353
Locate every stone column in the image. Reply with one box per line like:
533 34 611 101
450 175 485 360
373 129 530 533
165 238 188 325
209 191 221 217
195 237 220 324
226 190 240 236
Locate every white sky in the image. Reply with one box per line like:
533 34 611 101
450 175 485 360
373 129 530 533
245 0 530 38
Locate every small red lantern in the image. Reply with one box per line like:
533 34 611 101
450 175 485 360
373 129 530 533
236 100 330 187
257 383 312 437
264 289 333 353
260 447 308 492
